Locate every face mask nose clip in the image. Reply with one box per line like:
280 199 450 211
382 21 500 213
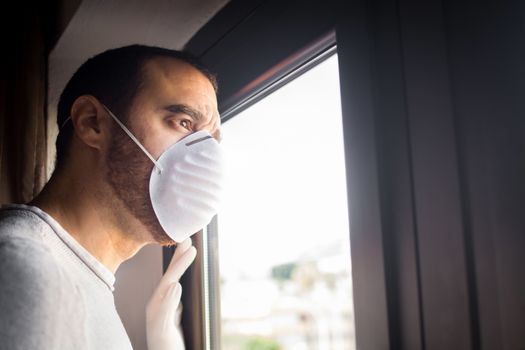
185 135 213 147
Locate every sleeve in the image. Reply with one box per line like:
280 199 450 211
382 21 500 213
0 238 62 350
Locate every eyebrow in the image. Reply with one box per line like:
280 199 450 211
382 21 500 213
165 103 222 142
165 104 205 122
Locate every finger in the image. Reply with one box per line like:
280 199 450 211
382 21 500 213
158 283 182 329
153 247 196 299
176 238 192 255
175 303 183 326
162 238 192 289
171 238 192 263
164 246 197 283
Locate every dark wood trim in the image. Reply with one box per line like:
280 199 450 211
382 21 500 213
336 1 392 348
184 0 266 58
398 0 473 348
186 0 338 115
366 0 424 347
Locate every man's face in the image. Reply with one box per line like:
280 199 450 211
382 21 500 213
105 57 220 245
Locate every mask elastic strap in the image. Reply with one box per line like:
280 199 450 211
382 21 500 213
102 105 164 174
61 116 72 129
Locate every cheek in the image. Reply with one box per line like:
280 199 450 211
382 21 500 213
148 136 175 160
139 123 184 160
129 110 186 160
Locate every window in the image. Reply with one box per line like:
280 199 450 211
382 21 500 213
210 52 356 350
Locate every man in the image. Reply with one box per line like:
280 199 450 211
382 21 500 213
0 45 224 349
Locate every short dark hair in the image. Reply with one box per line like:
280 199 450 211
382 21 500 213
54 44 217 170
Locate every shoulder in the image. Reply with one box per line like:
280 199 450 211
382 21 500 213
0 206 49 239
0 212 61 290
0 207 62 300
0 208 67 348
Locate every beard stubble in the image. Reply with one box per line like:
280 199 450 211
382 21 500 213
105 123 175 246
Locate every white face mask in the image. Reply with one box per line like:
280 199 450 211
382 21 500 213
102 105 224 243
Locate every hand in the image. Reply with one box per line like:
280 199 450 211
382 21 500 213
146 238 197 350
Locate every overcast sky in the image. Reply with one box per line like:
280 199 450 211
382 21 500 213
218 54 351 279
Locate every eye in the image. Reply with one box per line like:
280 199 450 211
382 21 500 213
179 119 193 130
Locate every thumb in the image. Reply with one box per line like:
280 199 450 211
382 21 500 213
160 283 182 325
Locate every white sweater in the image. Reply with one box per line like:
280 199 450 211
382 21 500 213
0 204 133 350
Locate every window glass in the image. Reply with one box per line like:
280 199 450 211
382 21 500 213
218 53 356 350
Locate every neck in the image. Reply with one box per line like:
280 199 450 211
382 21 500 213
30 168 150 273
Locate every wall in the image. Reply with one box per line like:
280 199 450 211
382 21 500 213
114 245 163 350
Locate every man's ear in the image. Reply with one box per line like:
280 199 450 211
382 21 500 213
70 95 111 151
